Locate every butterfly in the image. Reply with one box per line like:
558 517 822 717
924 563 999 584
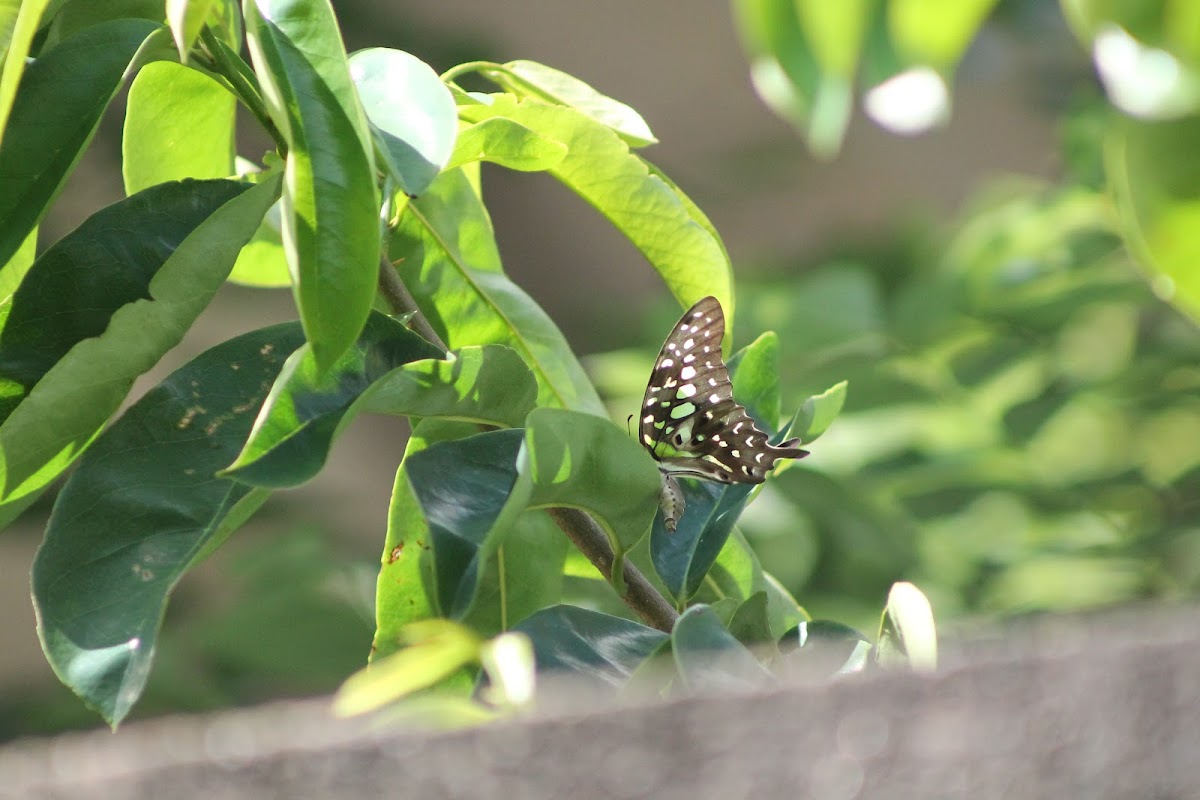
640 296 808 532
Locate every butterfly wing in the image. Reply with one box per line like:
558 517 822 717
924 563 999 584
639 296 807 486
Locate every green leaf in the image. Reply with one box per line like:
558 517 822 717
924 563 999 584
349 48 457 197
444 117 568 173
221 312 443 487
514 605 668 685
705 530 808 640
123 61 236 193
334 620 481 716
790 379 848 444
888 0 999 68
457 95 732 321
0 177 279 508
245 0 379 371
166 0 215 61
32 322 306 726
0 18 168 266
726 591 778 650
671 605 771 690
782 620 872 675
725 332 783 431
1107 116 1200 321
390 166 604 413
876 581 938 671
227 200 292 287
400 428 567 635
0 0 50 154
364 344 538 428
0 225 35 302
495 59 657 147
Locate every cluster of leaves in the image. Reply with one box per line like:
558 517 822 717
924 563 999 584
733 0 1200 330
0 0 941 729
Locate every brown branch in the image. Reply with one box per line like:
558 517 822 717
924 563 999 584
378 256 447 351
546 508 679 633
377 257 679 634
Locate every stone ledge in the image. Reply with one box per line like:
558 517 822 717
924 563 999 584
4 606 1198 799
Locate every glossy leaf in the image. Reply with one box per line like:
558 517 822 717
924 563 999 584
497 59 657 147
0 177 279 510
444 117 567 173
349 48 457 197
705 530 808 640
364 344 538 428
671 605 771 690
782 620 872 675
0 18 168 266
400 427 568 636
514 605 668 686
221 312 443 487
123 61 236 193
457 95 732 321
0 0 49 154
33 323 307 726
246 0 379 371
1107 116 1200 321
390 166 604 413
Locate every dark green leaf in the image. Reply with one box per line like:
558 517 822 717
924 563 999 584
221 312 442 487
0 177 279 509
514 605 668 686
0 18 168 266
246 0 379 370
33 323 306 726
349 48 457 197
671 605 771 690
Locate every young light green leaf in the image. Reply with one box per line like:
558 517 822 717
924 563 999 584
876 581 937 671
444 117 567 173
498 59 657 147
33 322 306 726
0 226 35 303
0 177 280 509
888 0 999 69
0 0 50 155
349 48 457 197
789 379 847 445
457 95 732 323
390 166 604 413
245 0 379 371
0 18 168 266
123 62 236 193
166 0 215 60
514 605 668 686
334 620 481 717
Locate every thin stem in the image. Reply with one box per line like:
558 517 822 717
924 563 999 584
546 508 679 633
439 60 504 85
377 255 447 351
200 28 288 156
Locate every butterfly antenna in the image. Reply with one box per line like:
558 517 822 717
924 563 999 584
626 413 634 438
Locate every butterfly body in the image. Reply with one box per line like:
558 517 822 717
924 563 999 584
640 296 808 531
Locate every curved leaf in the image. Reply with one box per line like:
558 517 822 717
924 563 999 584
32 322 306 726
390 166 604 413
0 18 167 266
445 117 567 173
246 0 379 370
0 0 50 154
876 581 937 671
221 312 442 487
671 605 771 690
0 177 280 507
457 95 732 322
123 61 236 193
514 604 668 685
497 59 656 147
349 47 457 197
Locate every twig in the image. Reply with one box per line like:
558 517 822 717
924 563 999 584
546 508 679 633
378 256 448 351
